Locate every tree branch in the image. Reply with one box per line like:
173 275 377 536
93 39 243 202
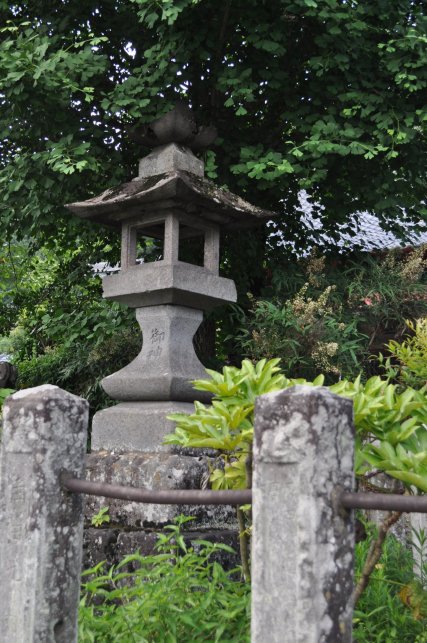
353 510 402 605
237 506 251 582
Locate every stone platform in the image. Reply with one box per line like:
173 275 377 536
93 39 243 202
82 451 239 569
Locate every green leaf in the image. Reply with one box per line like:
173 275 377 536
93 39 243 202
387 471 427 493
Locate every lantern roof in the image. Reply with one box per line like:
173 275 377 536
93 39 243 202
66 103 275 229
66 162 274 230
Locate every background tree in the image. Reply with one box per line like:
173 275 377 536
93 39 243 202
1 0 425 244
0 0 425 397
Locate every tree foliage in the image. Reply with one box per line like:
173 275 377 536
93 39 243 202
0 0 425 253
0 0 426 398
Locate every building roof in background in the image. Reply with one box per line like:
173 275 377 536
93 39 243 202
302 211 427 252
271 193 427 254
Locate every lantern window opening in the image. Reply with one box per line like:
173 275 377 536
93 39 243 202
135 226 164 264
178 224 205 267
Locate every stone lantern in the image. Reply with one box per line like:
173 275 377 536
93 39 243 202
67 104 273 454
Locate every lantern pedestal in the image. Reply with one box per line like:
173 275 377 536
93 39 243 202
100 305 211 403
92 303 211 452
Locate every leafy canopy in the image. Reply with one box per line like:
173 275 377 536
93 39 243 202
0 0 425 253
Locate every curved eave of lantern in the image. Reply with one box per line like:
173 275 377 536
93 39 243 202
66 170 275 230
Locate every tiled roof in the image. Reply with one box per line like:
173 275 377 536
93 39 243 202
274 193 427 253
306 211 427 252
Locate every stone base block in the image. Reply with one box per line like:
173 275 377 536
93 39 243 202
84 451 237 530
91 401 195 452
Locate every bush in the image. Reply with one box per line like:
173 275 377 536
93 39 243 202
12 324 140 419
239 288 366 381
234 247 427 381
0 237 141 416
379 317 427 389
166 359 427 494
78 518 250 643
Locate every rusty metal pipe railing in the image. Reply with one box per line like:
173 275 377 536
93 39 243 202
61 473 252 505
61 475 427 513
339 491 427 513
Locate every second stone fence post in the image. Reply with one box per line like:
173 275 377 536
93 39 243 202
251 385 355 643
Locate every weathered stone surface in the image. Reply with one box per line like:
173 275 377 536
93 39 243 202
91 401 197 452
83 528 123 570
203 226 220 273
83 451 237 530
251 385 355 643
115 530 159 562
0 385 88 643
100 305 213 402
137 142 204 178
102 263 237 310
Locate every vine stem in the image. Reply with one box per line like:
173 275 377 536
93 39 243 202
237 506 251 582
352 510 402 605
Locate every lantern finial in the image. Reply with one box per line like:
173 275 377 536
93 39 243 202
128 102 217 152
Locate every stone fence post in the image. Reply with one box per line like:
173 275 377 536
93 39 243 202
0 385 88 643
251 385 355 643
